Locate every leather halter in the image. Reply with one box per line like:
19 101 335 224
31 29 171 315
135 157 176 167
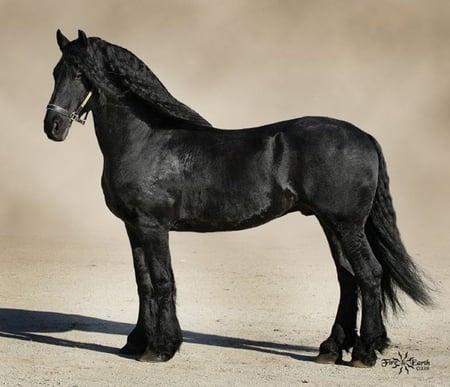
46 91 93 125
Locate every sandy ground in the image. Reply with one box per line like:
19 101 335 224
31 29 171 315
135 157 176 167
1 0 450 386
0 227 449 386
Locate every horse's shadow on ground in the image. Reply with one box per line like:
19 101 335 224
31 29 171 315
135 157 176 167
0 308 317 362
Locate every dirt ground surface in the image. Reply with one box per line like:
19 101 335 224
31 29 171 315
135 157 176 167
0 231 449 386
1 1 449 386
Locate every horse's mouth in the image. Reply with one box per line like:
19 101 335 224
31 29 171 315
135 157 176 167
44 115 71 142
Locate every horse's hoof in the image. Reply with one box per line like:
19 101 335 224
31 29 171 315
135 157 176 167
350 359 374 368
119 342 145 356
138 349 169 363
315 352 339 364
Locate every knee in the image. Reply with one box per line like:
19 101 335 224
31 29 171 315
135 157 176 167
150 264 175 297
153 278 175 298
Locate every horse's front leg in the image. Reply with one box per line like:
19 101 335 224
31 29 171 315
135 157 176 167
138 224 182 362
120 223 182 361
119 225 149 356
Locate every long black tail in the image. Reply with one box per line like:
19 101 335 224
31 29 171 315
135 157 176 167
365 137 433 314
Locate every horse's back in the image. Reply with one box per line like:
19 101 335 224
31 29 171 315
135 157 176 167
107 115 379 231
170 116 379 230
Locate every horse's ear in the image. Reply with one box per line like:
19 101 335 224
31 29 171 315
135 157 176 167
78 30 88 48
56 29 69 50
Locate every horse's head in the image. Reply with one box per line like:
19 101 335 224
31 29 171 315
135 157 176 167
44 30 93 141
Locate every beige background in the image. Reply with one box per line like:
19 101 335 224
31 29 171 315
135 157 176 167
0 1 449 385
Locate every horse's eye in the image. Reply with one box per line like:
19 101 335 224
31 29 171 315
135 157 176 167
75 72 83 80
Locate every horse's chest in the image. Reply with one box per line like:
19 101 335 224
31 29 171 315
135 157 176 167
100 161 145 218
100 165 171 223
101 172 132 220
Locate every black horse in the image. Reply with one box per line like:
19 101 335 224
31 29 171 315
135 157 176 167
43 30 431 367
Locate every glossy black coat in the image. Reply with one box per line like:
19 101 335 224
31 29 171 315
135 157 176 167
44 30 431 366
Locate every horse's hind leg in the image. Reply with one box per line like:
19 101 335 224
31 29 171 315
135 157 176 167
336 223 389 367
316 224 358 364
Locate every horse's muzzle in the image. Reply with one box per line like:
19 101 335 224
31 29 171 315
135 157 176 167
44 111 71 141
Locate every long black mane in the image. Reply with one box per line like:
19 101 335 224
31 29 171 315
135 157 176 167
61 36 211 127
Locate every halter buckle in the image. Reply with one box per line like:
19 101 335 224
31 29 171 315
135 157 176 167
70 111 88 125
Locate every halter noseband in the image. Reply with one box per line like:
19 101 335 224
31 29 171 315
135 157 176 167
46 91 93 125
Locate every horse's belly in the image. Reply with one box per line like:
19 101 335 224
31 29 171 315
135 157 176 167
171 185 298 232
171 213 279 232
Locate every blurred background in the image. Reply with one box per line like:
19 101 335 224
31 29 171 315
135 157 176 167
0 0 449 248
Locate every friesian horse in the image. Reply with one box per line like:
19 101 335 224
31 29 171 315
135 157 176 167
43 30 431 367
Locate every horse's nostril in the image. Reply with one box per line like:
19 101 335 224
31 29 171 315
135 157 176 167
52 120 60 133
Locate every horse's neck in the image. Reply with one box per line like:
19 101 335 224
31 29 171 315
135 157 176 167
91 94 152 158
